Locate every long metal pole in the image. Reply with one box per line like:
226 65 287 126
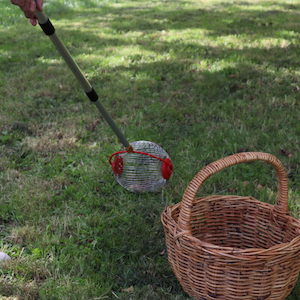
35 11 130 149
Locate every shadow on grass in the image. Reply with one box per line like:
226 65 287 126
65 1 300 37
2 0 300 64
1 1 300 298
2 12 300 184
2 0 300 177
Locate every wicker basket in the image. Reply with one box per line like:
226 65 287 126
161 152 300 300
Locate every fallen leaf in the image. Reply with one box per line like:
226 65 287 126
122 286 134 293
87 119 100 131
256 184 264 190
57 132 63 140
160 249 166 256
280 149 293 158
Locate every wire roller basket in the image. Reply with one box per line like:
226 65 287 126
161 152 300 300
109 141 173 193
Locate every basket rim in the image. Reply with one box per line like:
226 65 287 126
162 195 300 259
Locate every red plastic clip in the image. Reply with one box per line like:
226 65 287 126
109 150 173 179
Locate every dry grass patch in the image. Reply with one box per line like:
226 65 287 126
0 257 50 299
8 225 41 247
0 277 39 300
24 126 79 154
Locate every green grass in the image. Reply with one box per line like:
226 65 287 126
1 0 300 299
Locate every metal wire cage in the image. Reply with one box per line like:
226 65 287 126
109 141 173 193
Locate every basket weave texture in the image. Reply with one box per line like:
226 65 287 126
161 152 300 300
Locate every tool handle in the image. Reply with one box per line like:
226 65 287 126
36 11 93 93
35 10 130 148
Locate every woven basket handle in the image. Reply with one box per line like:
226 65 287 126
178 152 288 232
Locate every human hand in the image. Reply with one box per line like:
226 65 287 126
11 0 43 26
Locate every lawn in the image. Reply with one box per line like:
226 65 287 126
0 0 299 299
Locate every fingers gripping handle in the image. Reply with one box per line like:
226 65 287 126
178 152 289 233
